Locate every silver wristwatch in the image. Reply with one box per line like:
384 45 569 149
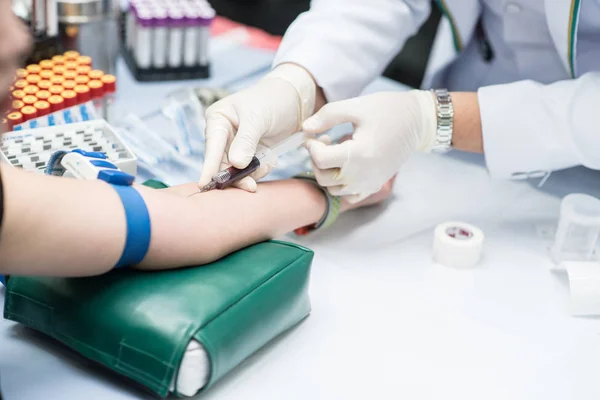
431 89 454 153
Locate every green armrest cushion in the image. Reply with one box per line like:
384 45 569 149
3 180 313 397
4 241 313 397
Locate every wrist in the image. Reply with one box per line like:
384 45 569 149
264 63 317 125
410 89 438 152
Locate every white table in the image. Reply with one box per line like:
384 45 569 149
2 46 600 400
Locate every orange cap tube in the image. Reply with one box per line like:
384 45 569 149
52 55 65 65
14 79 28 90
61 90 77 107
22 95 38 106
39 70 54 80
52 65 66 76
15 68 28 79
88 70 104 80
23 85 39 96
74 85 91 102
48 95 65 112
6 111 23 129
64 50 80 60
39 60 54 70
100 74 116 93
11 90 26 100
62 80 77 90
34 100 51 117
37 80 52 90
26 65 41 74
36 90 51 101
87 80 104 99
20 106 37 121
49 85 65 95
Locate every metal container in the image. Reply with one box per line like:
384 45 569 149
56 0 119 74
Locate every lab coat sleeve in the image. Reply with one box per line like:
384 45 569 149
478 71 600 179
272 0 431 102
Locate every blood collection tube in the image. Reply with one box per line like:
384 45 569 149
20 106 37 121
135 9 154 69
76 65 92 76
12 100 24 111
50 75 65 86
38 80 52 90
100 74 116 93
52 65 66 75
6 112 23 130
63 70 78 81
87 80 104 99
48 95 65 112
64 50 80 61
36 90 51 101
49 85 64 96
152 8 168 68
62 80 77 91
22 95 38 106
168 9 184 68
65 61 78 71
34 101 51 117
52 55 65 65
39 70 54 80
198 4 214 67
15 69 28 79
88 70 104 80
26 65 41 75
23 85 40 96
11 90 26 101
32 0 47 34
183 9 198 67
74 85 91 103
75 75 90 85
77 56 92 66
26 74 42 85
126 1 137 50
14 79 28 90
61 90 77 107
101 74 116 121
88 80 105 116
39 60 54 70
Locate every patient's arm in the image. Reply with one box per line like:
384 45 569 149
0 165 334 276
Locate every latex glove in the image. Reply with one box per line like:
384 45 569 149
199 64 316 192
303 90 437 203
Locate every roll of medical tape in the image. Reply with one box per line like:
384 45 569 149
433 221 484 268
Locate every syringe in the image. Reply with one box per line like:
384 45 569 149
190 131 307 195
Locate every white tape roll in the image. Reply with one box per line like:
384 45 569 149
564 261 600 316
433 221 484 268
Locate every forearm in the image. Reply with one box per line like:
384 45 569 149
449 92 483 153
0 167 326 276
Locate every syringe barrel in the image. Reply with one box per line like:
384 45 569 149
214 156 261 189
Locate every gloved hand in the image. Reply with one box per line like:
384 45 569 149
199 64 317 192
303 90 437 203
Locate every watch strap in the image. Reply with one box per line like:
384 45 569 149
431 88 454 153
293 172 341 235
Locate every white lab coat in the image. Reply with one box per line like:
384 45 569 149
273 0 600 180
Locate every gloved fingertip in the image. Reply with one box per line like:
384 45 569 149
228 149 253 169
235 176 257 192
302 116 323 133
318 134 332 145
304 138 323 153
345 194 363 205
